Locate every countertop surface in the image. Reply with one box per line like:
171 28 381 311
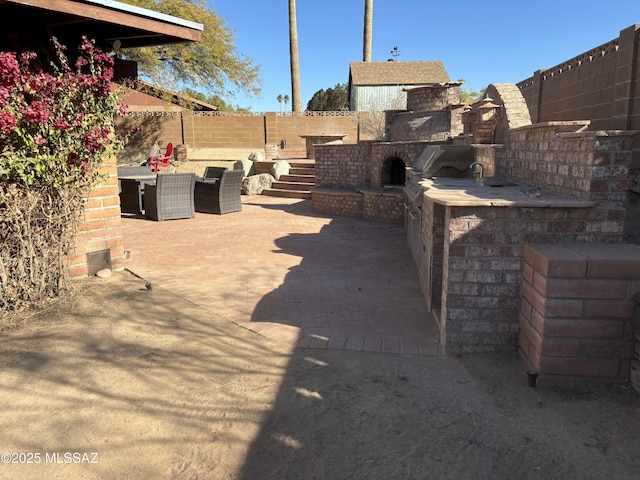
421 177 598 208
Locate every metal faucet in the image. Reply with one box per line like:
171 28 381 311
469 161 484 179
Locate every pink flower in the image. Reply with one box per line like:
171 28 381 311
75 57 88 69
22 101 51 124
80 162 91 173
0 110 17 134
79 36 94 54
27 72 55 96
53 117 72 131
117 103 129 117
33 134 47 145
84 126 104 153
0 52 20 85
0 86 11 106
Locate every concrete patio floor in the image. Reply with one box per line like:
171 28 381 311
121 195 440 355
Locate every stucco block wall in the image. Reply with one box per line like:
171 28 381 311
519 243 640 388
117 111 359 164
518 24 640 139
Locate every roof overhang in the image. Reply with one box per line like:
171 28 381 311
0 0 203 51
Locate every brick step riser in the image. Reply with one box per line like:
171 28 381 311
262 188 311 199
280 174 314 182
289 162 316 171
273 181 315 191
289 166 315 172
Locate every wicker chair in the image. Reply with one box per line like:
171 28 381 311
144 173 196 221
117 165 154 179
202 166 228 180
119 178 146 214
195 169 243 215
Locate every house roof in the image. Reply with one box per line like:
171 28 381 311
0 0 203 51
349 61 450 86
130 80 218 111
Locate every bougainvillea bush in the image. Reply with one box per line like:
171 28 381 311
0 36 135 314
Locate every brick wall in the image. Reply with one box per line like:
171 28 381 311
362 190 404 224
439 206 570 353
519 244 640 388
496 123 636 243
314 143 373 189
68 159 125 277
386 111 457 143
406 83 461 112
312 189 363 218
369 142 431 187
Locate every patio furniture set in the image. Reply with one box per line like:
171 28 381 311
117 166 244 221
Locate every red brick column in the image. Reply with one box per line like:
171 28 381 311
519 243 640 388
67 158 125 277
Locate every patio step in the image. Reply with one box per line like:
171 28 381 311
272 181 315 191
262 160 315 199
279 174 314 183
289 167 315 175
262 188 311 199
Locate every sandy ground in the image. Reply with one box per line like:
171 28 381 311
1 271 640 480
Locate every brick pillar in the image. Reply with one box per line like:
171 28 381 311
519 244 640 388
67 157 125 277
612 25 640 130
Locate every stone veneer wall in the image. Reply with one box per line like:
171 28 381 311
68 159 125 277
519 244 640 388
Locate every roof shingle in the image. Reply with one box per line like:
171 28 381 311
349 61 450 86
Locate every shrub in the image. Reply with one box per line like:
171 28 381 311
0 36 137 314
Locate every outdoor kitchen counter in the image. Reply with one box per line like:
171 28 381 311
420 177 598 208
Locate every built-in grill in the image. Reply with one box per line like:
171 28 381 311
403 145 475 311
404 144 475 206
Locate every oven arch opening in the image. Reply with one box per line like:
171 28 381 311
381 156 406 187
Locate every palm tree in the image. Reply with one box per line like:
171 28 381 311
277 94 283 113
283 94 290 111
288 0 302 112
363 0 373 62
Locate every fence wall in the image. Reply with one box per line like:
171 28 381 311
517 24 640 135
117 111 360 163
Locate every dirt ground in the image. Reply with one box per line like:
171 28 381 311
1 271 640 480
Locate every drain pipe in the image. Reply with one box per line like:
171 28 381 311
527 370 539 388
